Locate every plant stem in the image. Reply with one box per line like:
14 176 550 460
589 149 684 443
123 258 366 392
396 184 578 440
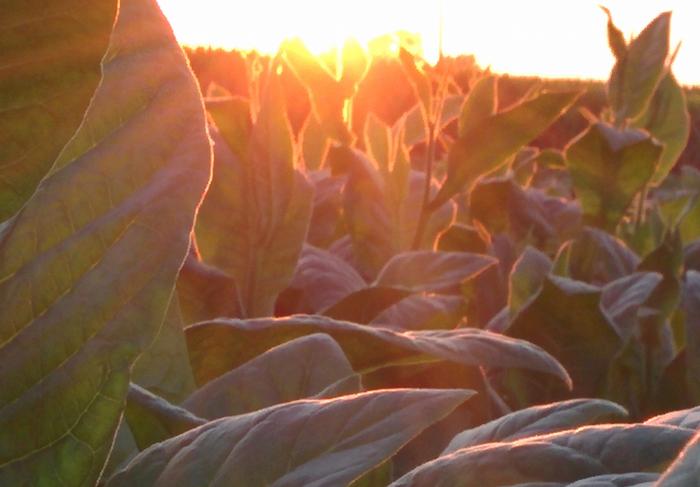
634 185 648 231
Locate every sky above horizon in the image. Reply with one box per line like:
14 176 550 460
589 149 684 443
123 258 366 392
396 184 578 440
157 0 700 85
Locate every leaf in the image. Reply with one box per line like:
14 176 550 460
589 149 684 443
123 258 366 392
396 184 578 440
0 0 118 220
183 334 356 419
0 0 212 485
437 223 490 254
206 78 314 317
508 276 622 395
608 12 671 123
683 270 700 402
321 286 414 324
300 113 330 171
509 246 553 317
458 76 498 137
634 73 691 185
125 384 205 451
107 389 473 487
568 472 659 486
443 398 628 455
340 38 369 91
403 95 465 147
657 431 700 486
600 6 627 60
568 227 640 285
283 39 352 143
364 113 392 173
285 244 366 314
646 405 700 430
375 251 497 293
391 424 692 487
331 144 394 278
600 272 663 339
399 47 432 121
430 90 580 208
187 315 571 389
372 295 467 331
565 123 663 231
132 296 196 403
176 251 240 323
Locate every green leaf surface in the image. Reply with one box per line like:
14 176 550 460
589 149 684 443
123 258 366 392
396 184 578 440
183 334 356 419
569 472 659 486
372 294 467 331
391 424 692 487
458 75 497 137
185 315 571 388
375 251 497 293
657 431 700 486
568 227 640 285
443 398 628 455
0 0 118 221
206 83 314 317
107 389 472 487
508 276 622 395
321 286 414 323
132 296 196 403
635 73 691 185
646 405 700 430
601 272 663 339
430 90 580 208
565 123 663 231
0 0 212 484
287 244 366 314
125 384 205 451
509 246 553 317
607 12 670 122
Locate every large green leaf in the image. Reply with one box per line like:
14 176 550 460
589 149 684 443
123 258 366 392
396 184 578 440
508 246 553 317
375 251 496 293
391 424 692 486
285 244 366 314
657 431 700 486
458 76 497 137
508 276 622 395
131 296 196 403
430 90 579 209
607 12 670 123
0 0 212 484
185 315 571 388
635 73 691 185
565 123 663 231
124 385 205 451
569 472 659 486
107 389 472 487
646 405 700 430
568 227 640 285
372 294 466 331
443 398 628 455
321 286 414 323
601 272 663 338
0 0 118 220
206 78 314 317
183 334 356 419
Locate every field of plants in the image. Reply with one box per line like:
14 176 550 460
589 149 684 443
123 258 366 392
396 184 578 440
3 0 700 485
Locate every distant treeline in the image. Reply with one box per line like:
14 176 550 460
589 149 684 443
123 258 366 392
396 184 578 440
184 46 700 170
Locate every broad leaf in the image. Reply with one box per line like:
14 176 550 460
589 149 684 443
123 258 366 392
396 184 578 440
684 270 700 402
508 276 622 395
391 424 692 486
565 123 663 231
107 389 473 487
375 251 496 293
372 294 466 331
568 227 640 285
430 90 579 208
635 73 691 185
657 431 700 486
607 12 670 122
646 405 700 430
601 272 662 338
569 472 659 486
183 334 355 418
0 0 212 484
125 384 205 451
186 315 571 388
285 244 366 314
443 398 628 455
458 76 497 137
206 79 314 317
321 286 414 323
509 246 553 317
0 0 118 220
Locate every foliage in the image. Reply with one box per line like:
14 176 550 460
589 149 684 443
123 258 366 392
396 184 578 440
2 2 700 486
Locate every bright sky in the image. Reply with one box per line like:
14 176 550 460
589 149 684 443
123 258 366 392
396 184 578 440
157 0 700 85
